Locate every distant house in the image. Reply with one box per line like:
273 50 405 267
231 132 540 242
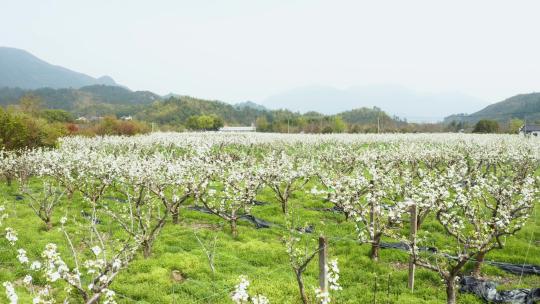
218 124 256 132
89 116 104 122
519 124 540 136
75 116 88 123
120 115 133 121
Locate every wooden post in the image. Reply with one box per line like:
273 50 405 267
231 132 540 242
373 274 378 304
408 204 417 292
319 235 328 294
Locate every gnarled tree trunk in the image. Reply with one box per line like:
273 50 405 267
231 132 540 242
172 204 180 224
472 251 487 278
230 219 238 238
445 276 457 304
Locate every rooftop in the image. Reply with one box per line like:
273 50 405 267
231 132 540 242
521 124 540 132
218 126 256 132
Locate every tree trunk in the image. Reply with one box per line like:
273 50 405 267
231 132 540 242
86 292 101 304
281 201 287 214
6 176 12 187
445 277 457 304
472 251 486 278
295 270 308 304
172 205 180 224
142 241 152 258
230 220 238 238
369 233 382 261
45 219 53 231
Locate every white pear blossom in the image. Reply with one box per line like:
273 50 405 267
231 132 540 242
231 276 269 304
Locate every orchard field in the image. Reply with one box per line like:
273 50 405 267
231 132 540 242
0 133 539 304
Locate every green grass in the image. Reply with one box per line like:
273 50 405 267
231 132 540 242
0 180 539 304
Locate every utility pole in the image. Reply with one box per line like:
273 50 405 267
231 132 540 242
287 116 290 134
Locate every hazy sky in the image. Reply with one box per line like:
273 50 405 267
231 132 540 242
1 0 540 105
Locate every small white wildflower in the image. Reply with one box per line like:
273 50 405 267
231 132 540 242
16 249 29 264
30 261 42 270
231 275 250 303
3 281 18 304
251 294 270 304
5 228 17 245
91 246 102 256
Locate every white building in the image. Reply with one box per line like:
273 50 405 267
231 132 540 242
218 125 256 132
519 124 540 137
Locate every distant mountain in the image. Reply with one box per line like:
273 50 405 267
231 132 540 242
263 84 488 122
444 93 540 123
0 85 160 116
0 47 118 89
234 101 268 111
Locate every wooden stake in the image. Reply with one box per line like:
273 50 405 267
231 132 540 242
319 235 328 294
408 204 417 292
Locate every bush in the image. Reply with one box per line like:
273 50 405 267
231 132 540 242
41 109 74 123
473 119 499 133
92 116 150 136
0 107 67 150
186 114 224 131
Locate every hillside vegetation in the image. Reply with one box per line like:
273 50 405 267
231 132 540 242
0 86 407 133
445 93 540 123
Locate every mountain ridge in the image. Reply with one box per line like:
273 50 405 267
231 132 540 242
0 47 118 89
444 92 540 123
262 84 488 122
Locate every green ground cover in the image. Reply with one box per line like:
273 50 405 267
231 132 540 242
1 178 538 303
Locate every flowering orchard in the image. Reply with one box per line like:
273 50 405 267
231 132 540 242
0 133 539 303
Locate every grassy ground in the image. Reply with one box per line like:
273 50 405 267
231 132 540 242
0 179 539 303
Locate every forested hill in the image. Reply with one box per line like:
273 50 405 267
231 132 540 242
444 93 540 123
0 85 160 116
136 96 268 126
0 85 404 132
0 47 117 89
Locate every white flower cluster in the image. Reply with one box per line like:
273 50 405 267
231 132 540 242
1 131 538 303
102 288 117 304
0 204 7 226
314 259 342 304
231 275 269 304
327 259 342 291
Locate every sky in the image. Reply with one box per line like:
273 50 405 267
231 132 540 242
1 0 540 111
